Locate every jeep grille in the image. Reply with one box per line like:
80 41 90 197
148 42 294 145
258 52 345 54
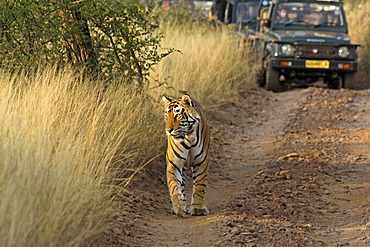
296 45 337 59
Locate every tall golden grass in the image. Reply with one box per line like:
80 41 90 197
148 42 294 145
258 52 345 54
345 0 370 84
0 67 163 246
150 24 258 107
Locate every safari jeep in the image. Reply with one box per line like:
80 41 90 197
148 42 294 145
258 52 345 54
249 0 360 91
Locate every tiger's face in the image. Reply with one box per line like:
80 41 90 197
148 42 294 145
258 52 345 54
162 95 199 139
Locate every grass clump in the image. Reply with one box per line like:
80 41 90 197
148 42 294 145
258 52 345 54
345 0 370 84
0 67 163 247
150 24 258 107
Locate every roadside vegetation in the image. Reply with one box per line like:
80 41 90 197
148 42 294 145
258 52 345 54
0 0 369 246
0 68 164 246
344 0 370 85
149 23 258 107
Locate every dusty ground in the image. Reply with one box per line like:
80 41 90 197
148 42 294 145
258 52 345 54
99 86 370 246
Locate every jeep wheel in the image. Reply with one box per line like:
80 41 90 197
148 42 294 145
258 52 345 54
328 76 343 90
343 73 357 89
265 66 281 92
256 71 266 87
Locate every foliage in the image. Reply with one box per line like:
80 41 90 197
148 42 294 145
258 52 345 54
0 0 172 89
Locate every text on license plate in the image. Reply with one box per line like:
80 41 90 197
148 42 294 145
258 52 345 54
305 60 330 69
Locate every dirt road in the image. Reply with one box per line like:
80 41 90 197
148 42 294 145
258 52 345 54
101 86 370 246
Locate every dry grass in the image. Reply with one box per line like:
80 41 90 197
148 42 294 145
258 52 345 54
345 0 370 83
0 67 163 247
150 24 258 108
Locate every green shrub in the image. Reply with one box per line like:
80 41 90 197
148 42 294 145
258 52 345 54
0 0 172 89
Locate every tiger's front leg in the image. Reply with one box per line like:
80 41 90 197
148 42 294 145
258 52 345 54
166 154 188 217
190 156 209 216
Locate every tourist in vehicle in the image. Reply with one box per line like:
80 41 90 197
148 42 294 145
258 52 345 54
276 8 290 24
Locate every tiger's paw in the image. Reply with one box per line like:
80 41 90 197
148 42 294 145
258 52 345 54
171 201 188 217
171 206 188 217
190 206 209 216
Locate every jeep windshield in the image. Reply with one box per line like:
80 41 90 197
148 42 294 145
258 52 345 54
272 1 346 31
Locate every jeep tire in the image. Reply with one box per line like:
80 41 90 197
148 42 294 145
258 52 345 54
256 71 266 87
265 65 281 92
328 76 343 89
344 73 357 89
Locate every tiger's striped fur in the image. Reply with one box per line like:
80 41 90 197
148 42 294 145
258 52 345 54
162 94 210 217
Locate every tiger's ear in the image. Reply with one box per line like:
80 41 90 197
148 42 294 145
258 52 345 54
181 94 194 107
162 95 172 105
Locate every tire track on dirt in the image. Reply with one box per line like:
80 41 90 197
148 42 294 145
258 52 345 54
218 88 370 246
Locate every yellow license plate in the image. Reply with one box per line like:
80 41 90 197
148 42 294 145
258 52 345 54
305 60 330 69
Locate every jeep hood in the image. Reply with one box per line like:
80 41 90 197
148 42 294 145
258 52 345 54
271 30 351 44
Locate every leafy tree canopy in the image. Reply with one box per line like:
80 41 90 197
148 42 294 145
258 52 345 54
0 0 171 89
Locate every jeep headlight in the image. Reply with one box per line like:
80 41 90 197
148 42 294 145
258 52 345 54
338 46 350 58
281 44 295 56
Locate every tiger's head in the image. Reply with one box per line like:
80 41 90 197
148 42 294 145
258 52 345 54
162 94 200 139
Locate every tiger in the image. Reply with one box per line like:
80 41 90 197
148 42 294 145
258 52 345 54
161 94 210 217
